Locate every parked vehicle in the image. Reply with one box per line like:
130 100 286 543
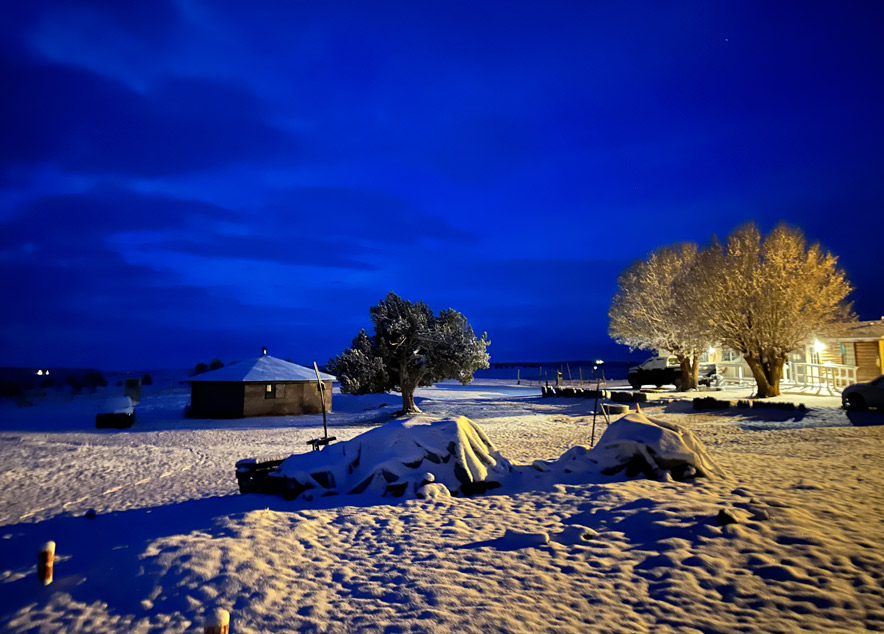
628 356 721 390
96 396 135 428
841 375 884 411
628 356 682 389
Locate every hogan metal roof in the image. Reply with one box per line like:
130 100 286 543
189 355 336 382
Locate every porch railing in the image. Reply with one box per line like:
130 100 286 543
715 361 857 394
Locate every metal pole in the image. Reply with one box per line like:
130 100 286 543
590 378 601 447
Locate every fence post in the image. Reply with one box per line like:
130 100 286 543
38 541 55 585
205 608 230 634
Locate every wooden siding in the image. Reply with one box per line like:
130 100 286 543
820 345 844 365
855 342 882 382
242 380 333 417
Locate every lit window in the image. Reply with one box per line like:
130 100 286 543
264 383 280 399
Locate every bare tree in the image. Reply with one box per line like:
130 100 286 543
707 223 853 397
609 243 714 390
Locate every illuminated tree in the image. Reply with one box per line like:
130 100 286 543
706 223 853 397
608 243 714 390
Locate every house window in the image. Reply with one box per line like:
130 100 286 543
720 349 740 363
265 383 282 399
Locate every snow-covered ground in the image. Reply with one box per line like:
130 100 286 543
1 380 883 633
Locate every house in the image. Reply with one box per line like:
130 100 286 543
816 318 884 382
702 317 884 391
188 353 335 418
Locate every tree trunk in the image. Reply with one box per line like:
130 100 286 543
677 355 700 391
744 355 785 398
400 384 422 414
398 356 424 415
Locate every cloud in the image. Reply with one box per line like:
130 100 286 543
262 187 476 246
0 55 299 179
1 188 238 252
144 237 379 272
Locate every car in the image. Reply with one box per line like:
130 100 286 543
627 356 721 390
627 356 681 389
842 375 884 411
96 395 136 428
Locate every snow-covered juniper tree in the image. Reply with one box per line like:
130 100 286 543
328 292 490 414
608 243 715 390
706 223 853 398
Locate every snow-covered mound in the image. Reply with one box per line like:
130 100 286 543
272 416 512 500
270 412 722 503
541 411 724 481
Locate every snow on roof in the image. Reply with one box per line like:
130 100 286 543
820 319 884 340
189 355 336 383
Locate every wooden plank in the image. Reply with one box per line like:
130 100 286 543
855 342 880 382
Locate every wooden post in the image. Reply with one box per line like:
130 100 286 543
566 363 573 384
579 367 583 386
313 362 328 440
38 541 55 585
517 368 520 385
539 366 543 386
205 608 230 634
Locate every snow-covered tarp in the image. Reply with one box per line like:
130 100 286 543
99 396 134 415
536 411 725 480
271 416 512 500
266 412 723 501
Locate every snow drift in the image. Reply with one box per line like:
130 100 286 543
270 416 512 500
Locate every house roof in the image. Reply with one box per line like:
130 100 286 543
189 355 336 383
820 319 884 341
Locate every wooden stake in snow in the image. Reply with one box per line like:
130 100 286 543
204 608 230 634
38 541 55 585
313 361 328 440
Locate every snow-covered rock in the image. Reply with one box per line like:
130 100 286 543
271 416 511 500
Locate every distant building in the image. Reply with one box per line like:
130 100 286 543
188 353 335 418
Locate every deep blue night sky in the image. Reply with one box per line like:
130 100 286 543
2 1 883 370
